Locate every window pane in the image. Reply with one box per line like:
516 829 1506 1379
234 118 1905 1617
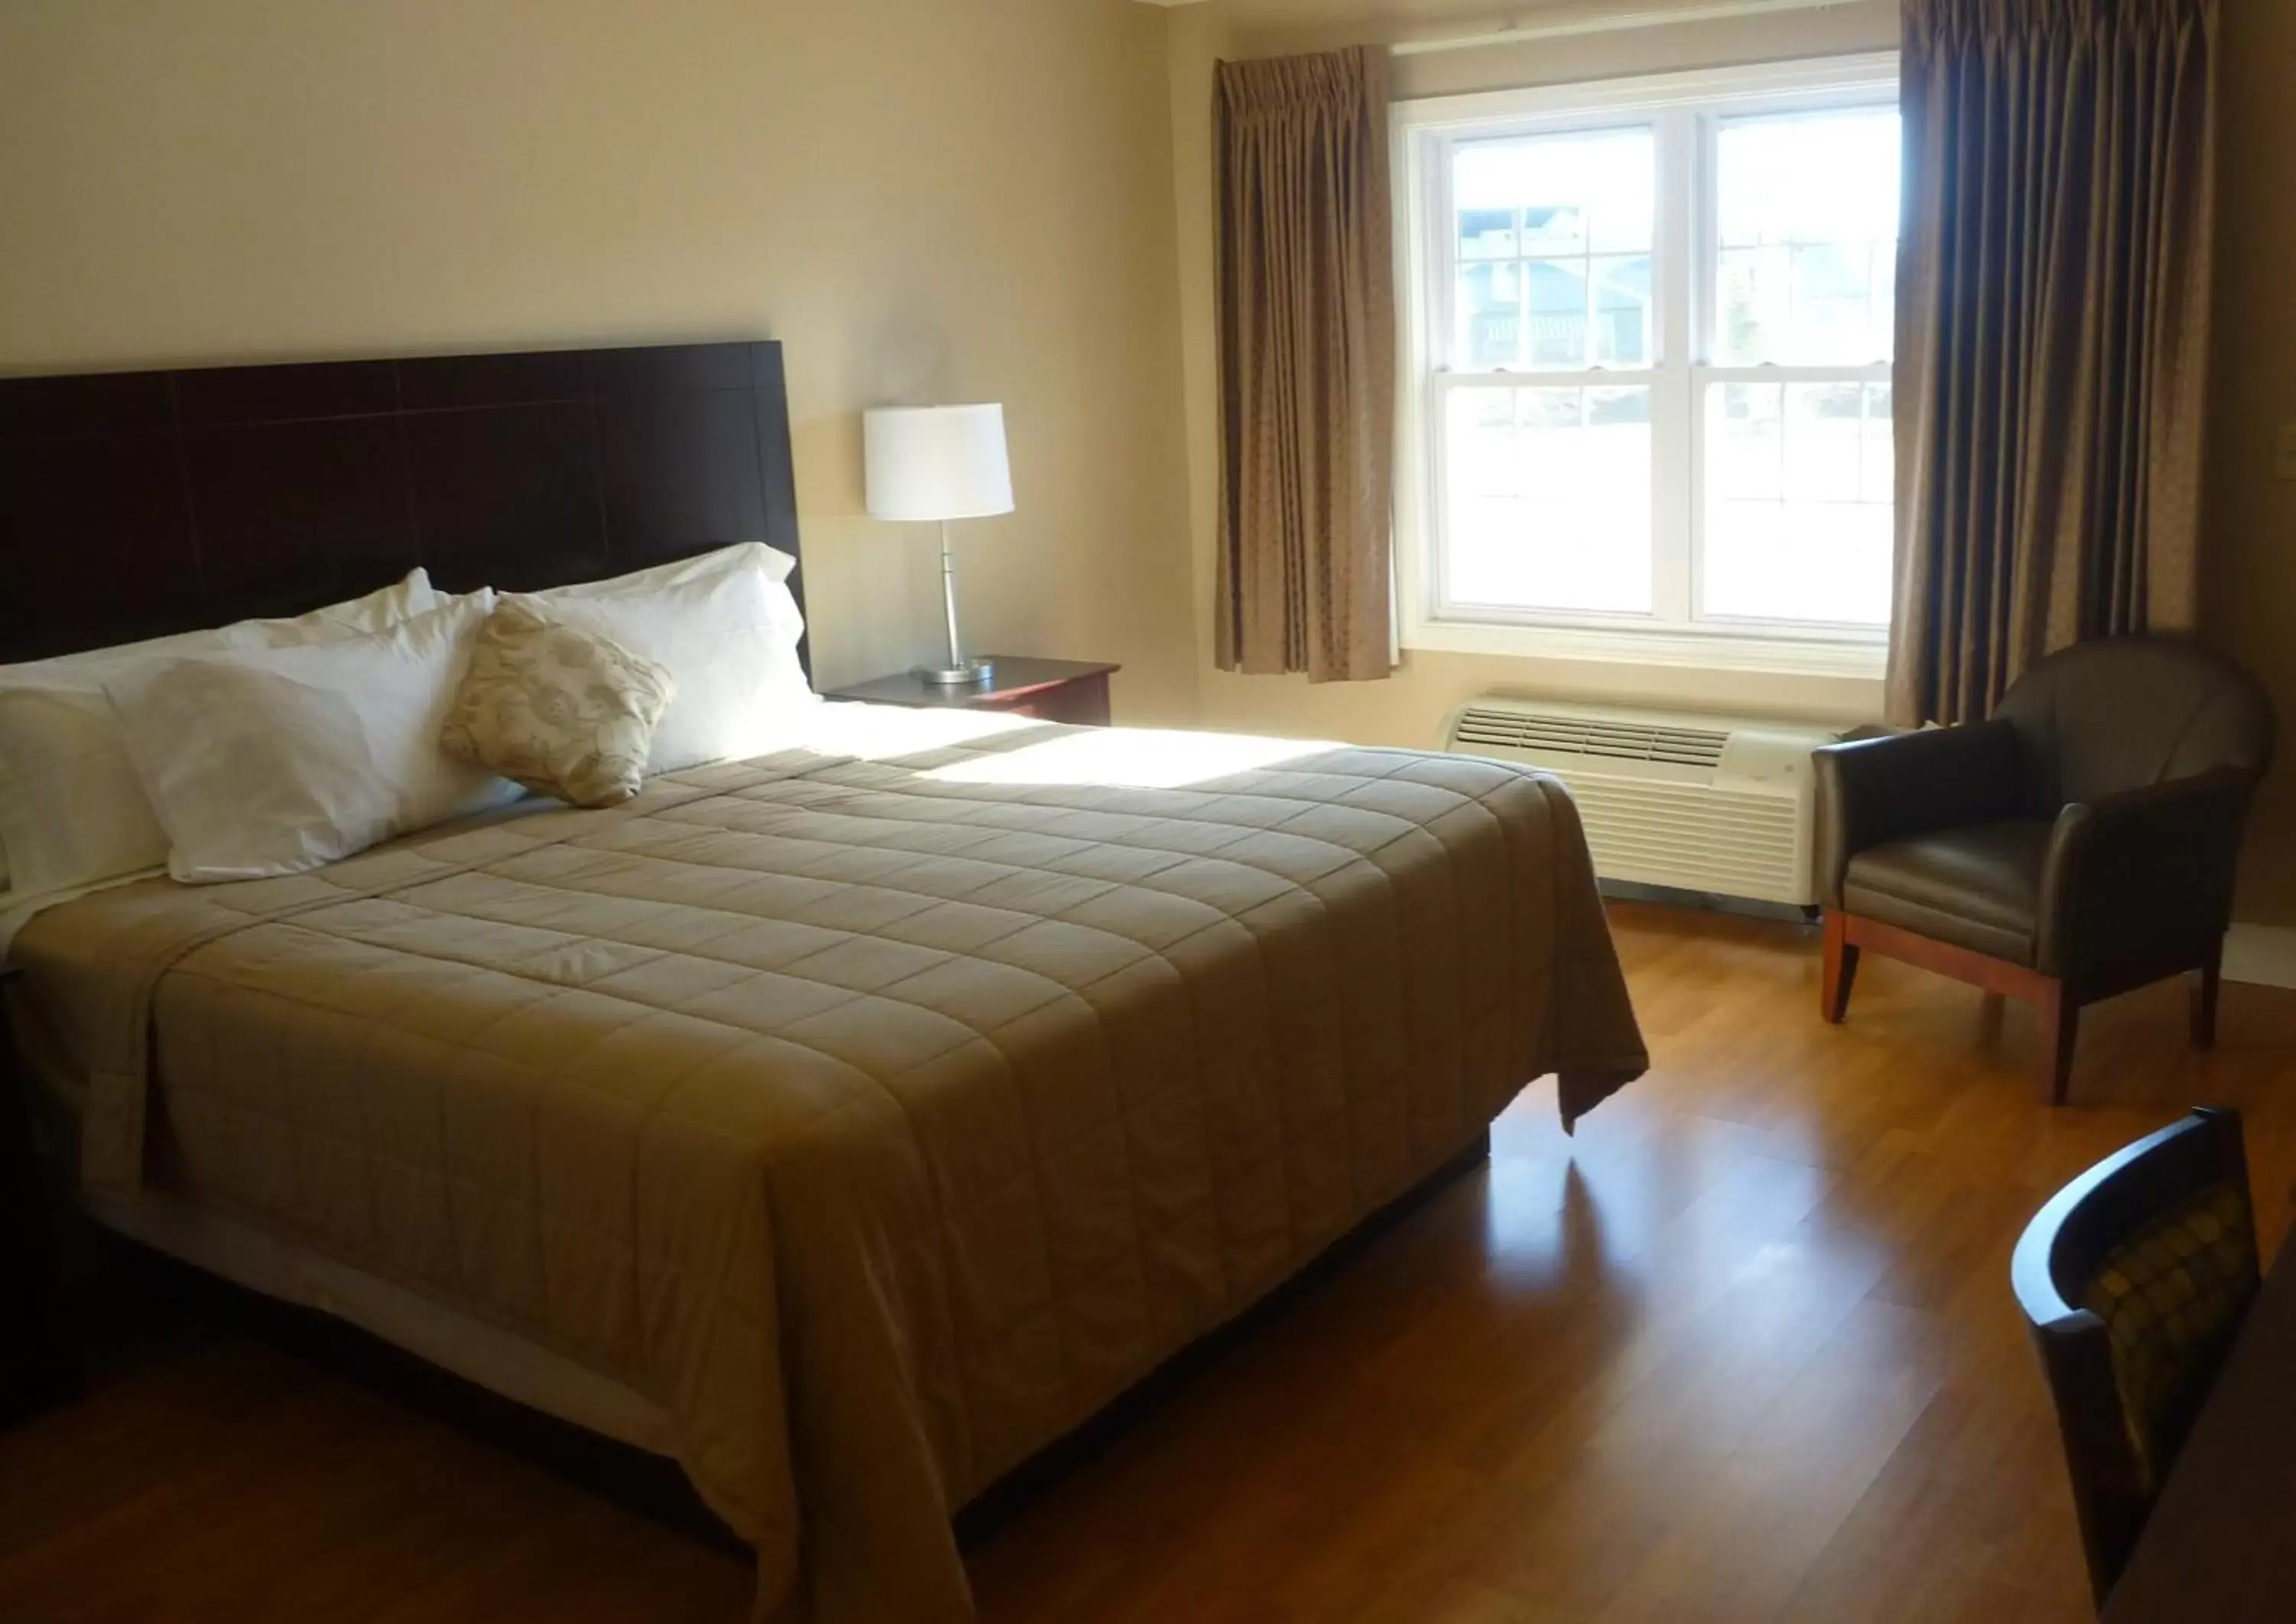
1458 207 1518 260
1782 382 1864 503
1717 106 1900 247
1592 254 1652 367
1451 127 1655 372
1709 383 1782 502
1702 381 1893 624
1445 385 1653 615
1456 128 1655 254
1458 261 1522 368
1714 107 1900 365
1525 259 1587 367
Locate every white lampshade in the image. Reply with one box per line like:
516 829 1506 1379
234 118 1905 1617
863 404 1015 522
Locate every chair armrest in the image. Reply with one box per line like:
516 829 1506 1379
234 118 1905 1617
1812 721 2024 909
2037 768 2259 983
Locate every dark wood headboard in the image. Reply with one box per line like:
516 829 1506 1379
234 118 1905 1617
0 341 804 671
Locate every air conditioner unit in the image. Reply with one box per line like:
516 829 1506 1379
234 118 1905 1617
1442 697 1843 907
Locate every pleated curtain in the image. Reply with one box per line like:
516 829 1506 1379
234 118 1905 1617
1890 0 2220 724
1215 46 1396 683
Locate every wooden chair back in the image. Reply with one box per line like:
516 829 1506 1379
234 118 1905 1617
2011 1107 2260 1608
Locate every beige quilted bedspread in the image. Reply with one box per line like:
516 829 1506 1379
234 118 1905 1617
8 706 1645 1622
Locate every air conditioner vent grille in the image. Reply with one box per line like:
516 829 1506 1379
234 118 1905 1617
1443 697 1834 906
1563 777 1802 897
1453 706 1729 769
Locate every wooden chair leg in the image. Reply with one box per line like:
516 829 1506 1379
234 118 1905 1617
2040 980 2079 1105
1821 910 1859 1024
2193 938 2224 1049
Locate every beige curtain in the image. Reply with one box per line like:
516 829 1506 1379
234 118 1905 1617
1890 0 2219 724
1215 46 1395 683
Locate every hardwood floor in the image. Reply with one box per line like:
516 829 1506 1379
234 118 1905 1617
5 902 2292 1622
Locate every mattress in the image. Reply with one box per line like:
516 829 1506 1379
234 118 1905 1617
5 704 1649 1623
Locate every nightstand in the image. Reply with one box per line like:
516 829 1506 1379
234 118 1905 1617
823 657 1120 726
2 967 77 1425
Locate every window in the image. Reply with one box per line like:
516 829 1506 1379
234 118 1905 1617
1397 57 1903 673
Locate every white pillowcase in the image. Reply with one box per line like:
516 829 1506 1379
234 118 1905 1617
525 540 815 774
545 544 807 677
506 563 819 776
106 592 521 883
547 540 798 596
0 572 439 899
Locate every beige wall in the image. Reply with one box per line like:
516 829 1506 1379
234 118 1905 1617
1173 0 2296 925
0 0 1201 723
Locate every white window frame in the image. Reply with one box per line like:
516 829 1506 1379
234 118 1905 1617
1394 53 1902 679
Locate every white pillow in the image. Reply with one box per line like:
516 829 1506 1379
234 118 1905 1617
546 541 797 597
220 573 443 649
542 543 806 666
504 565 818 776
105 592 521 883
0 572 440 898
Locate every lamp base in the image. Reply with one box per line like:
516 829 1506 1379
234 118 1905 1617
915 657 995 687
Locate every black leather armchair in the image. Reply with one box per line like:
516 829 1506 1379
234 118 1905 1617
1813 638 2275 1102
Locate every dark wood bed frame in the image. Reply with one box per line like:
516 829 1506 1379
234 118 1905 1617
0 341 805 672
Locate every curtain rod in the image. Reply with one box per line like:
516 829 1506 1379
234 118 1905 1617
1390 0 1856 56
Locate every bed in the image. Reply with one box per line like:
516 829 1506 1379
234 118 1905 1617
0 342 1648 1623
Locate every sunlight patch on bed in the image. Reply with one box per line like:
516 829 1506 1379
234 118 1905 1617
920 728 1334 791
791 700 1042 760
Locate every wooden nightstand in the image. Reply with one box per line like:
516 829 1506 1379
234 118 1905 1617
823 657 1120 726
2 967 77 1425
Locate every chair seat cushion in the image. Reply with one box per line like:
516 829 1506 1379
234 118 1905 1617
1843 819 2054 965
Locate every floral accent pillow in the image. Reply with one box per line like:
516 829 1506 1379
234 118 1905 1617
440 596 677 807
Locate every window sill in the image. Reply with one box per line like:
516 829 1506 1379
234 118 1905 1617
1404 618 1890 680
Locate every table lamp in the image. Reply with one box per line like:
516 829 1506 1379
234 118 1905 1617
863 403 1013 686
